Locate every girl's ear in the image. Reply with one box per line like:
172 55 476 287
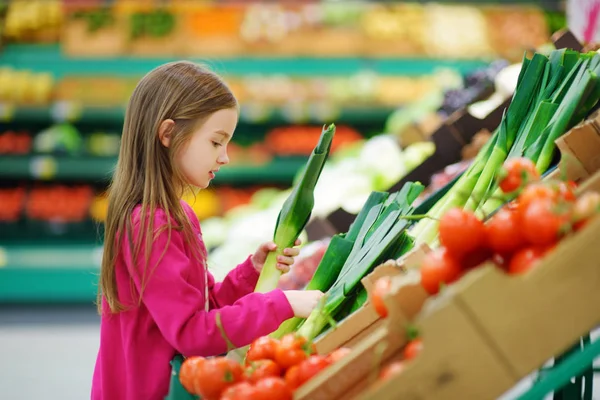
158 119 175 148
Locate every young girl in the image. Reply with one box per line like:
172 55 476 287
91 61 324 400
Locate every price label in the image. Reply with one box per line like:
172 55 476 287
0 103 15 122
30 156 58 180
51 101 83 123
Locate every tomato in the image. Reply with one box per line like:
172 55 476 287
403 339 423 360
220 381 257 400
245 359 281 384
485 208 526 255
275 334 316 370
419 248 462 295
499 158 540 194
254 377 293 400
556 181 577 202
492 253 510 270
296 355 331 386
522 198 570 246
379 361 404 381
517 183 557 217
194 357 244 400
247 336 280 364
438 208 486 258
370 276 391 318
283 365 302 390
179 356 205 395
508 246 549 275
573 192 600 230
326 347 352 364
462 247 493 270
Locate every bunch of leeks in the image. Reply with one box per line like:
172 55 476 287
411 49 600 247
293 182 424 341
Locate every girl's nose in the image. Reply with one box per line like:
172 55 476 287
217 150 229 165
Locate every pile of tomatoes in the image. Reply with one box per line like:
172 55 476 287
420 157 600 295
179 334 352 400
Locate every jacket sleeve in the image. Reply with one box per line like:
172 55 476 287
124 210 294 357
210 255 260 307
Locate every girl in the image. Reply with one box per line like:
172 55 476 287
91 61 324 400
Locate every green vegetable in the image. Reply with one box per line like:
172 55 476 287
254 124 335 293
297 182 424 341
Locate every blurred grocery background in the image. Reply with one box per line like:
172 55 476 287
0 0 597 399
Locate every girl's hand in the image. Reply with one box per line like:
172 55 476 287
283 290 324 318
251 239 302 274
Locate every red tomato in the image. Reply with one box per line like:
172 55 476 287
403 338 423 360
508 246 549 275
379 361 404 381
179 356 205 395
370 276 391 318
284 365 302 390
419 248 462 295
326 347 352 364
194 357 244 400
517 183 557 217
522 198 570 246
275 334 316 370
499 158 540 194
296 355 331 386
245 359 281 384
556 181 577 202
485 208 526 255
492 253 510 270
253 377 293 400
462 247 493 270
246 336 280 364
220 381 257 400
438 208 486 258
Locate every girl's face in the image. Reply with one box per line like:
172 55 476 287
178 108 238 188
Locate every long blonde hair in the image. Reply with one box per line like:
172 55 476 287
98 61 237 313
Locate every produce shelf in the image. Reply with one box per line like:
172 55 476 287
0 243 102 303
0 44 489 78
0 104 396 125
0 155 307 184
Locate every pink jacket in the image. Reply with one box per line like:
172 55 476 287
91 201 294 400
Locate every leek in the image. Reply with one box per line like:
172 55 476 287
254 124 335 293
297 183 424 341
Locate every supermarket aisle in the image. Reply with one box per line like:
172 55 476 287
0 306 100 400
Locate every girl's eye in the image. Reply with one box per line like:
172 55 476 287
212 141 222 148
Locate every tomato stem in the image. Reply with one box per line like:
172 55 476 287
405 324 420 341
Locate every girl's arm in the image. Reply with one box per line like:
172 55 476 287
209 255 259 306
125 211 294 357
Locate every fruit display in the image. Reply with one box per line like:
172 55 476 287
0 187 26 222
52 2 552 60
1 0 62 43
26 185 93 223
0 67 54 105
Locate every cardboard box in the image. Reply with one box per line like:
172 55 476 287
545 110 600 183
313 244 428 355
451 170 600 379
295 270 429 400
